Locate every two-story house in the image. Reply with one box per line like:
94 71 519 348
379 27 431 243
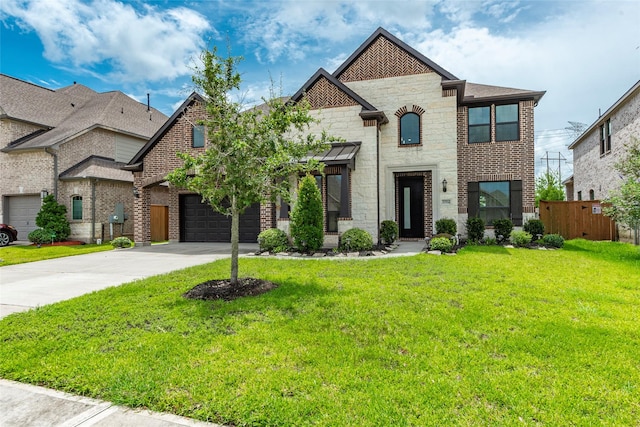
128 27 544 246
0 74 167 242
567 79 640 243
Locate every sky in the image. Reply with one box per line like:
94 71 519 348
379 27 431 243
1 0 639 178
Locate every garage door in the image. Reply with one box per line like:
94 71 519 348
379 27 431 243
7 195 41 240
179 194 260 243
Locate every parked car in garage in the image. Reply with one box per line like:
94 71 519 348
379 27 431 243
0 224 18 246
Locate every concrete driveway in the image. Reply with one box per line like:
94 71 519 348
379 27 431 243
0 242 258 319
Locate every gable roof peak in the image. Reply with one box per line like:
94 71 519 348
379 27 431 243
332 27 458 81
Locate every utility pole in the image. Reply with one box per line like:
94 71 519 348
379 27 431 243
540 151 567 182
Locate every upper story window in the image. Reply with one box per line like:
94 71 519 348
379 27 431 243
192 125 205 148
605 119 612 153
495 104 519 141
468 106 490 143
72 196 82 220
399 113 420 145
599 124 606 155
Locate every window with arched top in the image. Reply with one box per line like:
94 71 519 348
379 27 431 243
399 112 420 145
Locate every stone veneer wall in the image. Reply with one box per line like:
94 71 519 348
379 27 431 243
346 73 459 234
572 88 639 202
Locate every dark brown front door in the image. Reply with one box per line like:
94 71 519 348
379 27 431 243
398 176 424 238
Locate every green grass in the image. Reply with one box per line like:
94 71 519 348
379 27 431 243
0 239 638 425
0 243 113 266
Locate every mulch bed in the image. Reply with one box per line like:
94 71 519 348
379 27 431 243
32 241 85 247
183 278 278 301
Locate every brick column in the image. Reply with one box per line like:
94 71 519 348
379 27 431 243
133 174 151 246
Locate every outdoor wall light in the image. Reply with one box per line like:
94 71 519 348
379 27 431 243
133 187 140 198
40 189 48 199
442 178 447 193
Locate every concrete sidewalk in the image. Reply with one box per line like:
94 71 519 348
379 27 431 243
0 379 223 426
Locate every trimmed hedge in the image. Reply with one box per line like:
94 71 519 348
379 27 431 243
258 228 289 253
339 228 373 252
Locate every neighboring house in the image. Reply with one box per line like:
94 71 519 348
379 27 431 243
567 79 640 242
128 27 544 246
568 80 639 201
0 74 167 242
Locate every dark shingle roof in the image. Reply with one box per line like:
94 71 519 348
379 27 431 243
1 74 167 151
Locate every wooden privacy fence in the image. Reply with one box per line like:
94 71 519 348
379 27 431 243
150 205 169 242
539 200 616 241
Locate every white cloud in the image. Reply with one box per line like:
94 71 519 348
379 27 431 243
1 0 211 82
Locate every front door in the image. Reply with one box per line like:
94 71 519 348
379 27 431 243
398 176 424 238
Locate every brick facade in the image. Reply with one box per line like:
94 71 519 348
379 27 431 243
456 100 537 219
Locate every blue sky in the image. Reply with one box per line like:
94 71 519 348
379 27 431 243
1 0 639 178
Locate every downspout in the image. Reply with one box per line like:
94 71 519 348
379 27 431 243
44 148 58 198
376 122 381 245
91 179 97 243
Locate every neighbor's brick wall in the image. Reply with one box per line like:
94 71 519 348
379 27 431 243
0 119 53 223
456 100 537 229
572 87 639 202
58 180 135 242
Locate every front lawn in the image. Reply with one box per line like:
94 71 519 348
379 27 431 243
0 243 113 266
0 240 638 425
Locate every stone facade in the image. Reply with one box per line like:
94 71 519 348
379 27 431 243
569 80 640 243
571 82 639 201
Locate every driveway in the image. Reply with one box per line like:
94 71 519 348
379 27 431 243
0 243 258 319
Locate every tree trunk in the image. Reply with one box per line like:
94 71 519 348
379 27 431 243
230 194 239 285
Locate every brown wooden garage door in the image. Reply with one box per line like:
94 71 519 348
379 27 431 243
179 194 260 243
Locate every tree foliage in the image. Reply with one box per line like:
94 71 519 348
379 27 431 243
166 47 331 283
35 195 70 241
535 171 565 207
290 174 324 252
603 138 640 231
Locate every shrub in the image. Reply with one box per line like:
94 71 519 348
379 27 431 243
35 195 70 241
111 236 132 248
430 237 453 253
258 228 289 253
510 230 532 247
435 218 457 236
290 175 324 252
523 219 545 240
28 228 52 245
484 236 497 246
542 233 565 248
380 220 398 245
466 217 485 242
339 228 373 252
493 219 514 244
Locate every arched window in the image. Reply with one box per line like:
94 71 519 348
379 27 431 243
589 189 595 200
399 113 420 145
72 196 83 220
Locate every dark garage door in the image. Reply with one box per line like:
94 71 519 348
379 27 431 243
179 194 260 243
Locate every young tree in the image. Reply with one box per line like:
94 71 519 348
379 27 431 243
603 138 640 240
535 171 565 207
166 47 330 284
290 174 324 252
35 194 71 241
